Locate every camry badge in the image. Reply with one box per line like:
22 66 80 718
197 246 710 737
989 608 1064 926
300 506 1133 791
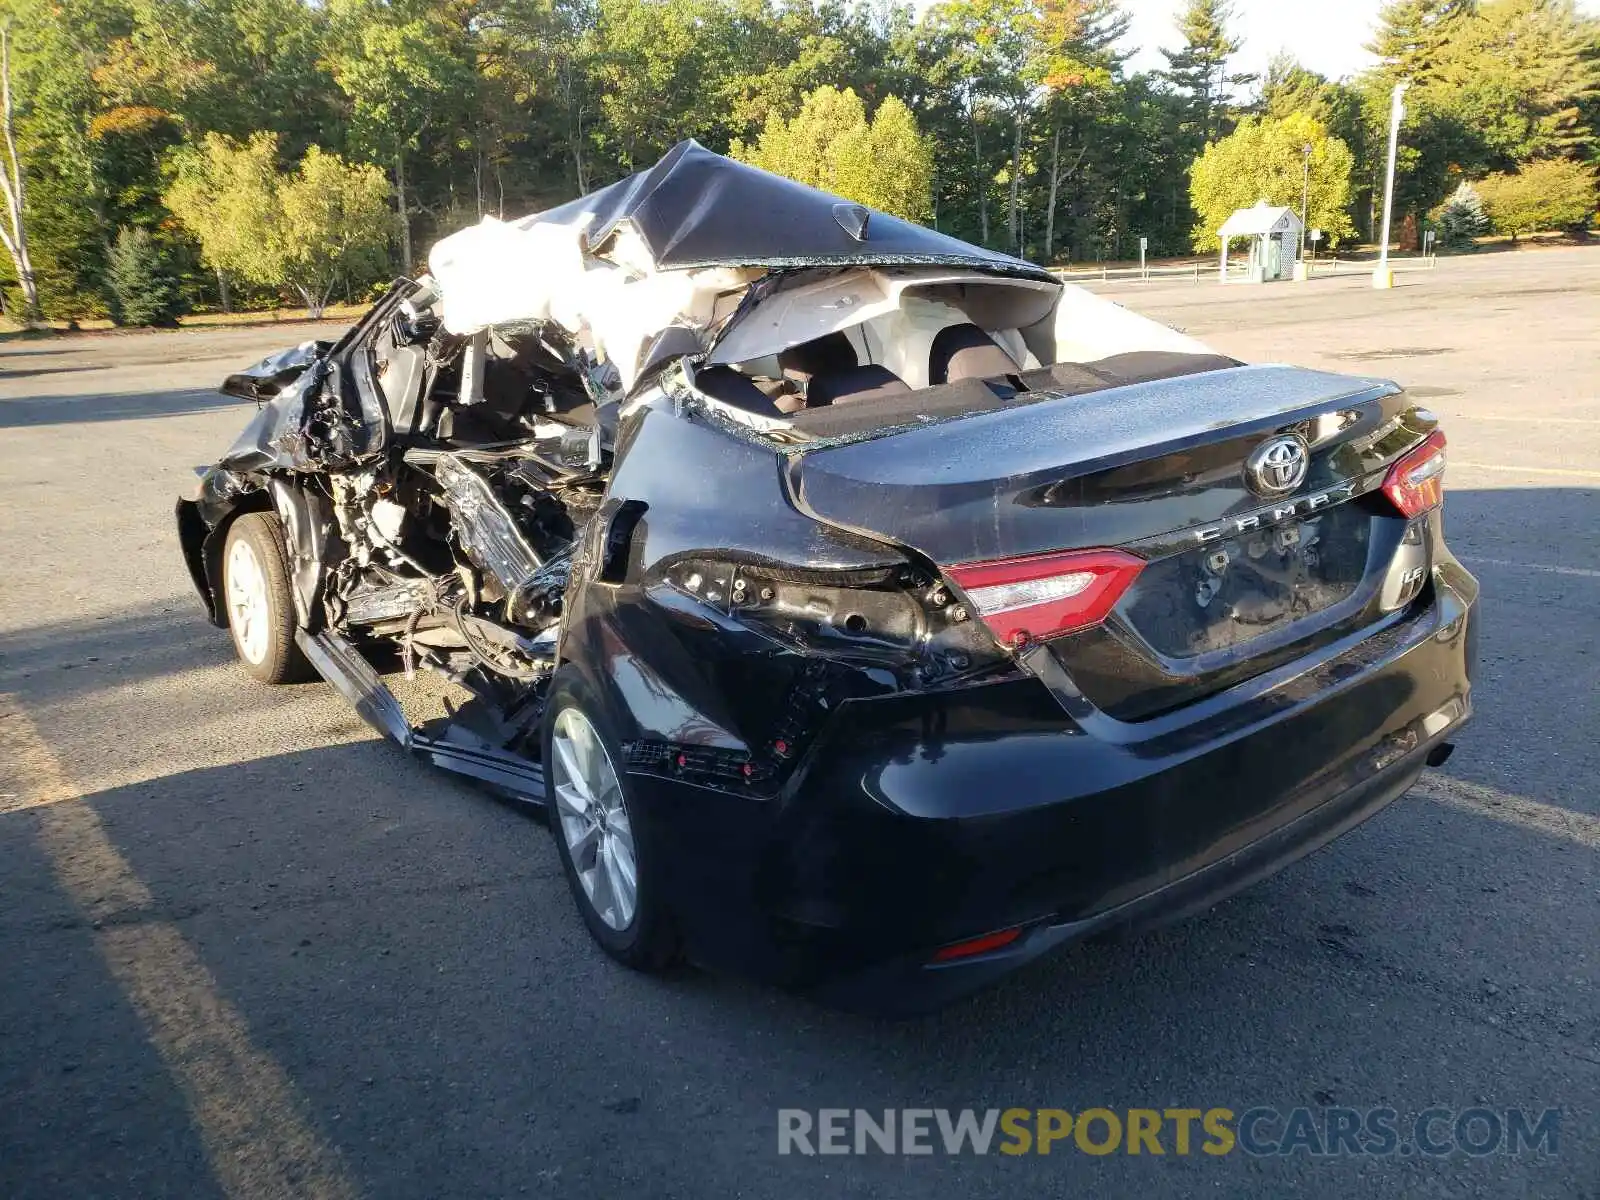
1245 434 1310 498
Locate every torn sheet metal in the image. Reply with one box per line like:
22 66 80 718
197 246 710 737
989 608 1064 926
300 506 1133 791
527 140 1054 280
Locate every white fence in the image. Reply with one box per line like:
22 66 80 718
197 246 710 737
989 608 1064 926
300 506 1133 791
1051 255 1439 286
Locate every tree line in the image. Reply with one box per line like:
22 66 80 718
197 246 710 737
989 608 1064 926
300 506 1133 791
0 0 1595 325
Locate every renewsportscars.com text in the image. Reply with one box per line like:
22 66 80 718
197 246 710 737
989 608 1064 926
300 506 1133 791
777 1106 1561 1158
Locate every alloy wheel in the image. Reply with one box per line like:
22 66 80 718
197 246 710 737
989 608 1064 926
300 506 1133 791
550 706 637 931
225 537 271 665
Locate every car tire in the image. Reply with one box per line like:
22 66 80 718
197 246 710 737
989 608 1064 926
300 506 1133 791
221 511 314 685
543 669 678 973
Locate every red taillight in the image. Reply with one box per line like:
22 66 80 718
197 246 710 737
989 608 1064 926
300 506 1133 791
1382 430 1447 518
931 926 1024 962
945 549 1144 648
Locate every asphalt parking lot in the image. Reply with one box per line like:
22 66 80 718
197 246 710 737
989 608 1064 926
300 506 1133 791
1 247 1596 1199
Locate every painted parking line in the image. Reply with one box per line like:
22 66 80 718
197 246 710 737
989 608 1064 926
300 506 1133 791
1412 773 1600 851
0 698 360 1200
1462 557 1600 581
1450 461 1600 481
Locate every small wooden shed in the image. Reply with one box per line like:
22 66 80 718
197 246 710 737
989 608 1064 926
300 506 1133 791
1218 202 1304 283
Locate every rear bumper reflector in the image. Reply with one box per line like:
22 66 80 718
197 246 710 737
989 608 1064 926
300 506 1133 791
930 926 1025 962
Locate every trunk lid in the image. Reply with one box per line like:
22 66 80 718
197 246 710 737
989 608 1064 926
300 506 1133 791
783 364 1438 719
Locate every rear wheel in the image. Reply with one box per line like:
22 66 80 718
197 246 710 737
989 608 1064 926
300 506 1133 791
222 511 313 684
543 671 677 971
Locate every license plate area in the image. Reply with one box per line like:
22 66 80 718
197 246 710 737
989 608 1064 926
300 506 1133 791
1119 504 1373 659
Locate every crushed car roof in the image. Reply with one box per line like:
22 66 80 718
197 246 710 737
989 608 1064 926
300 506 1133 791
520 140 1055 281
426 141 1065 388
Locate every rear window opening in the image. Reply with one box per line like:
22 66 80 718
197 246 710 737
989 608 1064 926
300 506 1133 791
686 265 1240 440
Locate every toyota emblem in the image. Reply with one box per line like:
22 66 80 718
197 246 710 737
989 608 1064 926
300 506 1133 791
1244 434 1310 498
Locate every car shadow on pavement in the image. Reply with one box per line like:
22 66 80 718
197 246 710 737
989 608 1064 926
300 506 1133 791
0 362 133 381
4 731 1593 1199
0 387 252 428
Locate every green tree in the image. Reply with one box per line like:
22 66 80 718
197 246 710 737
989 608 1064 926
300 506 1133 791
1032 0 1125 262
1160 0 1253 143
1188 111 1357 250
1259 54 1329 121
0 0 132 322
1366 0 1472 80
918 0 1013 246
1476 158 1598 239
94 0 334 151
714 0 892 137
165 132 390 317
0 23 40 322
105 225 186 324
835 95 935 223
164 131 284 288
1357 0 1600 242
477 0 600 198
731 85 934 222
325 0 472 270
1063 75 1194 260
589 0 739 170
732 84 866 193
1429 0 1600 166
22 0 1593 320
275 145 392 315
1430 180 1490 246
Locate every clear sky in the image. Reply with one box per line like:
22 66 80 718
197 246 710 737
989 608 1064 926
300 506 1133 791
1116 0 1600 89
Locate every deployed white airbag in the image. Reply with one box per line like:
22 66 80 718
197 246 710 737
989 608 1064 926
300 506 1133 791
428 215 755 390
428 216 591 334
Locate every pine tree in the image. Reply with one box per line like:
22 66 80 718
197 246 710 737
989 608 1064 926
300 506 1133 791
1259 54 1329 121
1366 0 1472 82
1432 181 1489 247
1160 0 1253 143
105 227 187 326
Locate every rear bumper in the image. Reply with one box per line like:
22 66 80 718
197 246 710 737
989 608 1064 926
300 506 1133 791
631 560 1477 1013
814 737 1443 1014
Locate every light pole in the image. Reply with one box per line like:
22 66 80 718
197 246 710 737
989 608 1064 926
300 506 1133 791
1300 143 1312 261
1374 81 1408 289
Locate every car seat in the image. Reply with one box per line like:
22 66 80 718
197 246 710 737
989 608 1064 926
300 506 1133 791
928 323 1020 385
803 365 912 407
692 365 784 418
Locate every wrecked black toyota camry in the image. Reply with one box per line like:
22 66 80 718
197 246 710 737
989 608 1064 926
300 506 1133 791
178 141 1477 1013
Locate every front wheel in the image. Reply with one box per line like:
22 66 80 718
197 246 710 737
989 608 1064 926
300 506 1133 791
222 511 314 685
543 670 677 972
